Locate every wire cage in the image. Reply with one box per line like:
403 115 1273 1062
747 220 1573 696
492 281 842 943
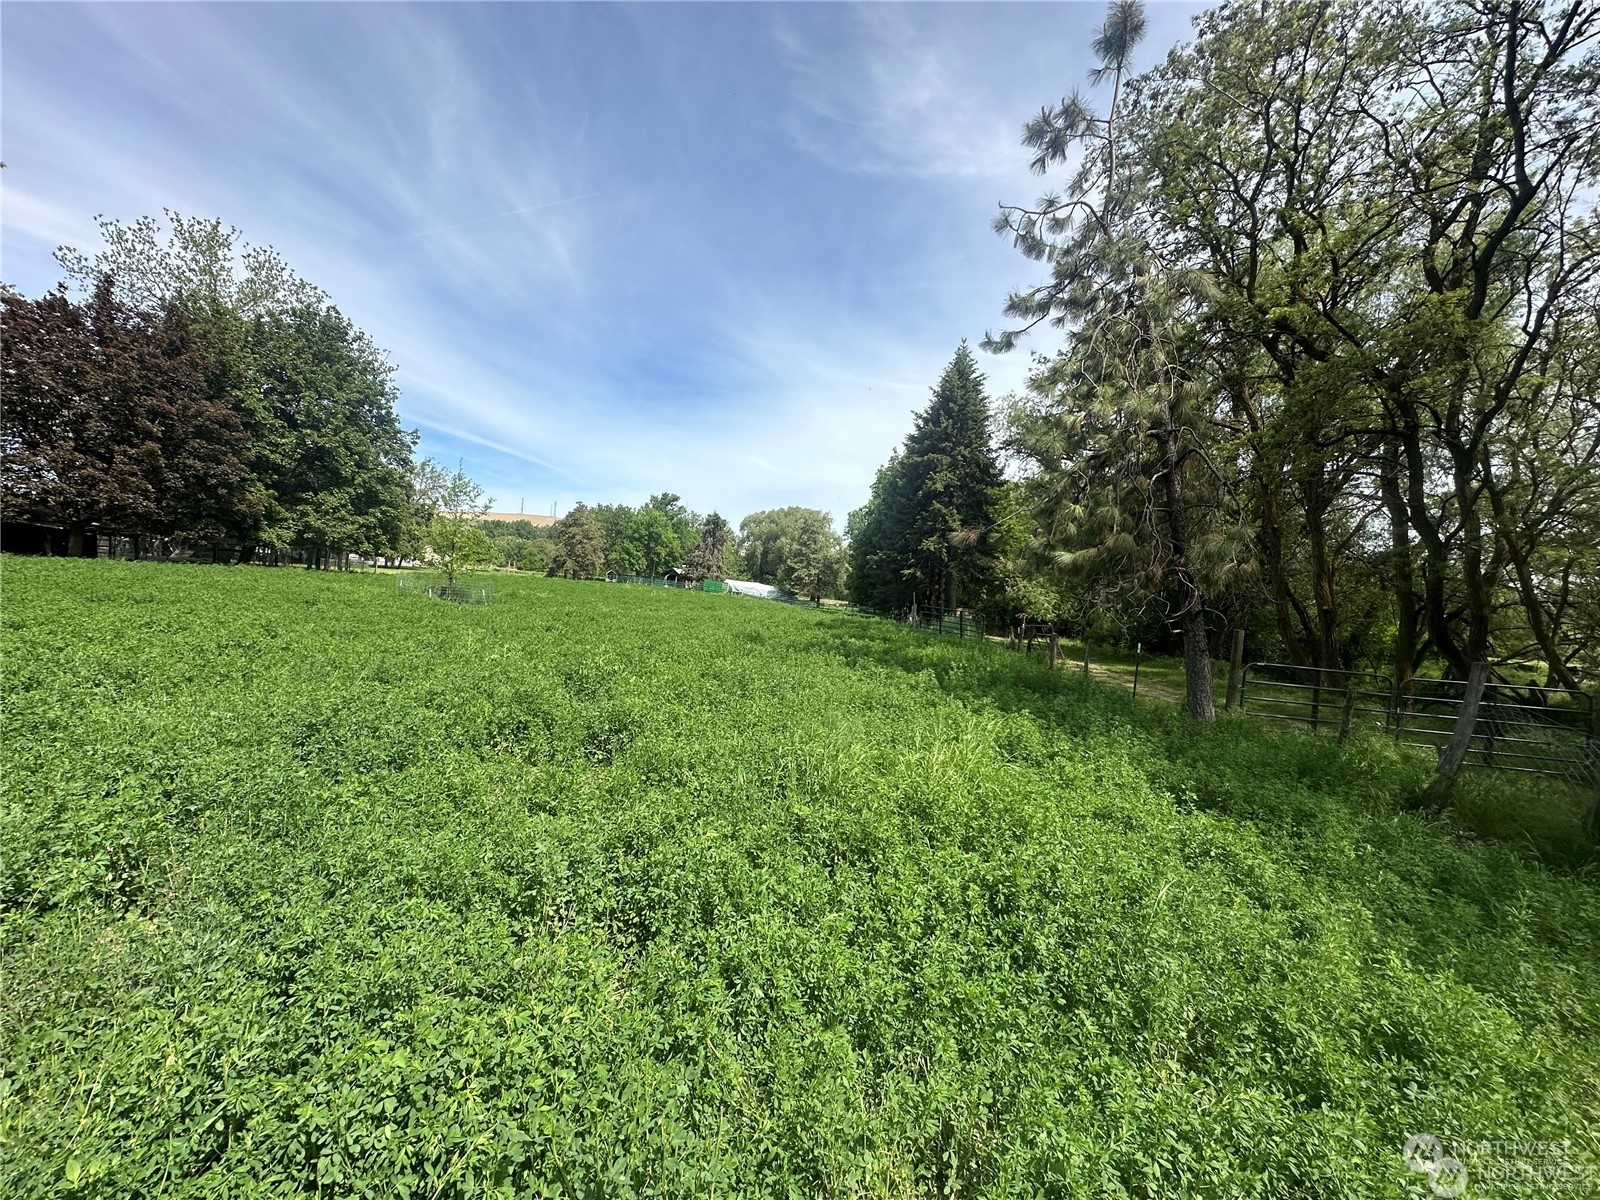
394 572 492 606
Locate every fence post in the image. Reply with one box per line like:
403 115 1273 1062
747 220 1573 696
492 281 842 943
1337 674 1358 747
1082 641 1091 678
1421 662 1490 807
1225 630 1245 711
1132 643 1142 701
1048 633 1059 670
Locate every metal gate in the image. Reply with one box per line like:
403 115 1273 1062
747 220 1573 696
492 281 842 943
1238 663 1395 737
1395 678 1596 787
1239 662 1598 786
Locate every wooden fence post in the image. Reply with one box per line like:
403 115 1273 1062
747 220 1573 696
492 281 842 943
1337 675 1358 748
1048 633 1059 670
1082 641 1091 678
1225 630 1245 711
1421 663 1489 807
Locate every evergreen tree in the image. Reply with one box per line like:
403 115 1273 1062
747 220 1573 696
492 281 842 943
900 344 1002 611
847 454 914 611
989 0 1240 720
847 346 1002 614
686 512 733 580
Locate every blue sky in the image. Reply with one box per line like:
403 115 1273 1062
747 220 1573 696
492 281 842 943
2 2 1204 524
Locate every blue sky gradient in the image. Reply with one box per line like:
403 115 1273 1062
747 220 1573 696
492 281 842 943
2 2 1204 522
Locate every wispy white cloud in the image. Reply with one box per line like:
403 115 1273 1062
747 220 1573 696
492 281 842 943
2 1 1206 523
773 5 1025 181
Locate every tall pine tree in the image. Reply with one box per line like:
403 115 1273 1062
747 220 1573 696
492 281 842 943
848 345 1001 613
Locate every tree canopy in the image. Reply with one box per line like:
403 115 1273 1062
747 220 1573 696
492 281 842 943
3 212 416 565
737 508 847 598
987 0 1600 709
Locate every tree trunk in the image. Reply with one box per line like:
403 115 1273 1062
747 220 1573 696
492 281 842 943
1380 441 1421 688
1153 424 1216 722
1304 466 1341 672
1182 607 1216 722
1397 413 1471 678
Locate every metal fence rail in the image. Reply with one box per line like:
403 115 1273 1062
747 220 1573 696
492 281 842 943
1239 661 1598 786
915 610 986 640
611 575 695 589
1239 663 1396 737
1396 680 1594 786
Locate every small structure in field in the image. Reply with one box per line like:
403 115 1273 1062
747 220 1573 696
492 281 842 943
722 579 788 601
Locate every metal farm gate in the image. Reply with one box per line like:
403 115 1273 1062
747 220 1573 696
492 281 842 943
920 610 985 640
1395 677 1596 788
1239 662 1599 788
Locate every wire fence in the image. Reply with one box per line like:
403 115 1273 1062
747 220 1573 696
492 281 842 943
609 575 700 589
1239 662 1598 787
394 573 492 605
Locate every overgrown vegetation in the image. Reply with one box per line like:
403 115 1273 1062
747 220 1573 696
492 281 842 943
985 0 1600 714
3 558 1595 1197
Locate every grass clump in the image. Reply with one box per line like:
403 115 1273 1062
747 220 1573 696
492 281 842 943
2 558 1596 1197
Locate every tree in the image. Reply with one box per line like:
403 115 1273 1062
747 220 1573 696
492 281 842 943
1126 0 1600 690
898 345 1002 611
549 503 607 579
645 492 702 553
847 455 915 611
686 512 734 580
988 0 1253 720
782 513 845 600
417 461 492 587
56 210 325 318
847 347 1002 615
738 507 846 597
245 305 416 565
614 507 683 577
51 212 418 565
1 278 262 554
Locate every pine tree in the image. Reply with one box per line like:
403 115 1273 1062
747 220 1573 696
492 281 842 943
848 346 1001 614
686 512 733 580
901 344 1002 611
989 0 1240 721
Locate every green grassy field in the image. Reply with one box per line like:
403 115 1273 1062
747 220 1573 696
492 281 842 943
3 558 1597 1198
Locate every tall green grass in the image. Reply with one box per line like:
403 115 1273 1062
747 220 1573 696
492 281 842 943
2 559 1595 1197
